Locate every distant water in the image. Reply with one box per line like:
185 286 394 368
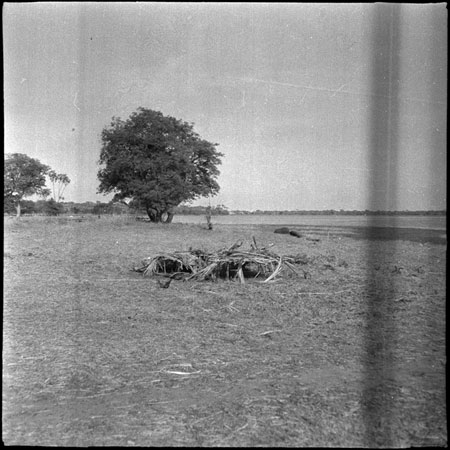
173 214 446 230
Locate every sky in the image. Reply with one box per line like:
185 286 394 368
4 3 447 211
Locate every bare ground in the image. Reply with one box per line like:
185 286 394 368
3 216 447 447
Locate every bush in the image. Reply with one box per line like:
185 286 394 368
41 199 65 216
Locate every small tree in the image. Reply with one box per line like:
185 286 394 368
205 205 213 230
4 153 50 217
48 170 71 202
97 108 223 223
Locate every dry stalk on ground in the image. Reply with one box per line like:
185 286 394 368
133 239 303 283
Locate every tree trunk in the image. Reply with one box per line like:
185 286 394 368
162 208 174 223
165 211 174 223
146 205 175 224
15 202 21 218
146 206 162 223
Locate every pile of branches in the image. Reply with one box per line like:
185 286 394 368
133 239 303 283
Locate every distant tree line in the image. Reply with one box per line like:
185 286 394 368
234 209 446 216
63 201 132 215
3 198 65 216
4 199 444 217
3 200 117 216
3 199 231 216
174 204 230 215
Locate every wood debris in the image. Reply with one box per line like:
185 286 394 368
133 239 302 283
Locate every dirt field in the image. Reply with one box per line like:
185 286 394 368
3 215 447 447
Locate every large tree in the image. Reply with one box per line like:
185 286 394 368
4 153 51 217
97 108 223 223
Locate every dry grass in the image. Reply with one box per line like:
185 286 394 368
3 216 447 447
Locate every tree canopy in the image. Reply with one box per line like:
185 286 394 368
4 153 51 217
97 108 223 223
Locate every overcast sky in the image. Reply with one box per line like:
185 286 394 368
4 3 447 211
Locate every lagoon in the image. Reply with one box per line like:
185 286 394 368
174 214 446 231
